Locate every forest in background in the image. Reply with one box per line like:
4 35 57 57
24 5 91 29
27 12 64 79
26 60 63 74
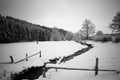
0 15 80 43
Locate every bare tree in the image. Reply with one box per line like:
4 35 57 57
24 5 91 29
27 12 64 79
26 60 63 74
81 19 95 39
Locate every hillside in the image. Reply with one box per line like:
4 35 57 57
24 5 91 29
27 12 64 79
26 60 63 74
0 15 74 43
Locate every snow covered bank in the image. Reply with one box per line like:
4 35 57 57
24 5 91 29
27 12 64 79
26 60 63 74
0 41 86 79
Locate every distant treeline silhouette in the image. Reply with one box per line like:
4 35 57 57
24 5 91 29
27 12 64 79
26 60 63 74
0 15 76 43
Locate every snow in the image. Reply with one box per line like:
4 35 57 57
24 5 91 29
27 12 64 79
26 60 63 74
39 41 120 80
0 41 120 80
0 41 86 78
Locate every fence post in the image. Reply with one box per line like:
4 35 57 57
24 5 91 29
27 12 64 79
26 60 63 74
39 51 41 57
3 70 6 77
56 68 57 72
10 71 13 78
10 56 14 63
43 68 46 78
63 56 65 63
43 63 47 78
26 53 28 61
36 41 38 44
95 58 99 76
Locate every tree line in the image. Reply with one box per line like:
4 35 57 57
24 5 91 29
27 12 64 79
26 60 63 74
0 14 102 43
0 15 77 43
0 15 52 43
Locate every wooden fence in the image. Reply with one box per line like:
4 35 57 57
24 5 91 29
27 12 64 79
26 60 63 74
0 50 41 64
42 58 120 78
0 51 41 79
0 51 120 79
14 50 41 64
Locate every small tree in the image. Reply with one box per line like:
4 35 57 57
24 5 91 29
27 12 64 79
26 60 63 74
96 31 103 36
81 19 95 39
109 11 120 34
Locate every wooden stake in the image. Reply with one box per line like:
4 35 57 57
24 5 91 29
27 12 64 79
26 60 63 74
63 56 65 63
43 63 47 78
10 71 13 78
10 56 14 63
36 41 38 44
39 51 41 57
3 70 6 77
56 68 57 72
43 68 46 78
26 53 28 61
95 58 99 76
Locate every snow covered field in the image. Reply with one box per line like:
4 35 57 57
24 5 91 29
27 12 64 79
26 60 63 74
0 41 86 79
39 41 120 80
0 41 120 80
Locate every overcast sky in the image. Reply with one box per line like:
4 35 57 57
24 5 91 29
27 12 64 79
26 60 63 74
0 0 120 33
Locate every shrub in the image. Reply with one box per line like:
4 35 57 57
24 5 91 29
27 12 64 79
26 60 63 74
112 36 120 43
96 31 103 36
92 35 112 42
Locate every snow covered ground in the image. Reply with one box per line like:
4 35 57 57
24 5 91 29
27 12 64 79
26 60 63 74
39 41 120 80
0 41 86 79
0 41 120 80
